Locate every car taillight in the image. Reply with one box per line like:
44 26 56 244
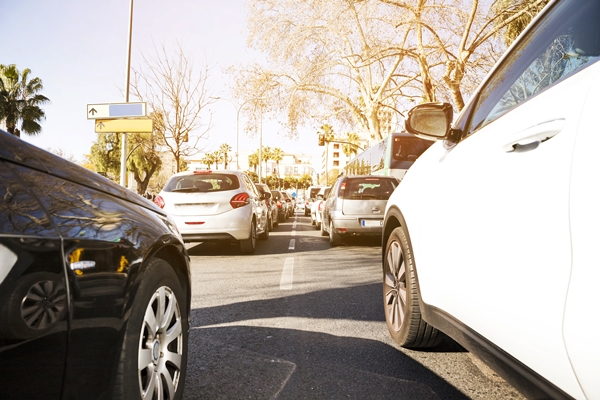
276 200 283 208
230 192 250 209
154 195 165 209
318 202 324 211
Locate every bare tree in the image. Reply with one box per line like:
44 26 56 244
131 42 215 172
236 0 547 147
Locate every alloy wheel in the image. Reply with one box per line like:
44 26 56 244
384 240 407 332
138 285 184 400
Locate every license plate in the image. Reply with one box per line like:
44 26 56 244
361 219 383 227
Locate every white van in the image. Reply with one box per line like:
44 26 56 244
304 185 327 216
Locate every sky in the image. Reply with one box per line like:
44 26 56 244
2 0 322 165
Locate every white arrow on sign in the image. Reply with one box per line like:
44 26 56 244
87 102 147 120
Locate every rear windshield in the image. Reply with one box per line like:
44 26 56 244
341 177 398 200
163 173 240 193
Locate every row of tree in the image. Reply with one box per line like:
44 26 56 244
231 0 550 145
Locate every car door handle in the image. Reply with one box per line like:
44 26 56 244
502 119 565 153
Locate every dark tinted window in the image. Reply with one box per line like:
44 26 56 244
391 137 433 162
164 173 240 192
340 177 398 200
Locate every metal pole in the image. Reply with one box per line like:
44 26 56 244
120 0 134 187
258 105 262 184
236 107 241 170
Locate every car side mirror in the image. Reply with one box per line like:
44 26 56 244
405 102 454 140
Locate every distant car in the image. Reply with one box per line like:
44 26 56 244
0 129 191 399
322 175 399 246
255 183 279 230
155 169 269 254
311 186 330 229
280 191 295 217
382 1 599 398
305 185 327 216
270 189 290 222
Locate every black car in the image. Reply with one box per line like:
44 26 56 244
0 130 191 399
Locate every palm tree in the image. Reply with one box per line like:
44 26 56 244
200 153 214 169
271 147 284 188
248 151 259 173
342 132 362 157
219 143 232 169
210 151 221 169
262 146 272 179
0 64 50 137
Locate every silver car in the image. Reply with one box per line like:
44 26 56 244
322 175 399 246
155 169 269 254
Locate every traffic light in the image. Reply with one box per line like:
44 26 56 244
318 133 325 146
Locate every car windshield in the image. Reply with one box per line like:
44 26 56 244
163 173 240 193
341 177 398 200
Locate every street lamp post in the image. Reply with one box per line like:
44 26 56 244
120 0 134 187
211 96 265 171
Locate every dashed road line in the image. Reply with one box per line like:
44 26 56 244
280 257 294 290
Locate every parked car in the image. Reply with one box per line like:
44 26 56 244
311 186 330 229
154 169 269 254
0 129 191 399
255 183 279 230
322 176 399 246
279 190 295 218
305 185 327 216
382 1 599 398
270 189 290 222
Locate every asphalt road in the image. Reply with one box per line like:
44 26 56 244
182 211 525 399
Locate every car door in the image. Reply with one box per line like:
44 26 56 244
0 162 68 399
243 175 267 233
414 1 599 395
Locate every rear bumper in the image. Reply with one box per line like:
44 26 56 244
331 216 384 236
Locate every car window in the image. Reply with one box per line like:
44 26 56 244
467 0 600 136
341 177 398 200
164 173 240 192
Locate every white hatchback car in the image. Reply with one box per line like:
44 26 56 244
155 170 269 254
382 1 599 399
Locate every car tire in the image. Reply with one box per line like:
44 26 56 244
113 258 188 400
383 226 443 348
311 217 316 226
329 220 342 246
240 221 257 254
259 219 269 241
278 211 285 223
320 218 327 236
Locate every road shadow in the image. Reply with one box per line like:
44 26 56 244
185 283 474 399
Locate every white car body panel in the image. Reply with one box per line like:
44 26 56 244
394 62 600 399
563 68 600 400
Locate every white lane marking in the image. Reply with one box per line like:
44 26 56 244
288 239 295 249
280 257 294 290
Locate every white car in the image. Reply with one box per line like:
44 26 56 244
310 186 329 229
382 1 599 399
155 170 269 254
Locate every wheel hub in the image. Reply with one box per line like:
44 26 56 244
152 339 161 364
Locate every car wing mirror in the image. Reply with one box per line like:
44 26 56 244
405 102 454 140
